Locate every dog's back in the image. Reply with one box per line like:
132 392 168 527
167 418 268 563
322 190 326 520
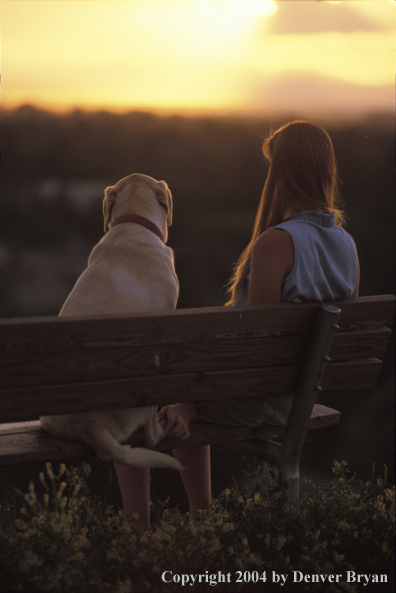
40 174 181 470
59 224 178 316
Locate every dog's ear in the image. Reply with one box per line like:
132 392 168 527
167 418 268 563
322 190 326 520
103 187 117 232
157 185 173 227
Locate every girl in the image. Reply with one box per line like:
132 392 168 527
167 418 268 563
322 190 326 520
117 120 360 528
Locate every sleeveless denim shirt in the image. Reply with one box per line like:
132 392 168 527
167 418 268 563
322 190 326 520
235 211 358 306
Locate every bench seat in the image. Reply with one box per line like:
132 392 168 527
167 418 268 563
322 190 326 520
0 404 340 466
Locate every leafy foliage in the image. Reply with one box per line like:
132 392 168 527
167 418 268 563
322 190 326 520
0 461 394 592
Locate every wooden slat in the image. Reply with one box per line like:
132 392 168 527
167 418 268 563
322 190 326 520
0 427 93 466
0 366 299 422
0 296 394 354
1 310 393 391
0 303 320 354
0 420 42 435
322 358 383 391
0 358 382 423
330 327 392 361
0 334 309 389
335 295 395 331
0 404 340 465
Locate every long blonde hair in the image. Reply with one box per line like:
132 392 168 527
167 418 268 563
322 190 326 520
226 120 344 305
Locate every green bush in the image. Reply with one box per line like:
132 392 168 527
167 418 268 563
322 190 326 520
0 461 394 592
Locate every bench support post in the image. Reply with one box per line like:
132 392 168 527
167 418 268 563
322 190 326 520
279 304 341 513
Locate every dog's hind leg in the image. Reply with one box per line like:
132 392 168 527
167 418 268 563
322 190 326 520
83 425 181 469
144 407 165 448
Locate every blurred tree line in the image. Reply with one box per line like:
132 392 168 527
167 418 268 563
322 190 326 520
0 105 394 482
1 105 394 312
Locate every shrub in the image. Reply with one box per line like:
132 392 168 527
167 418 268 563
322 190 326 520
0 463 133 593
0 461 394 592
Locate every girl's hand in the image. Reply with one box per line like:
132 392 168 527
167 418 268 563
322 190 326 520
158 402 196 440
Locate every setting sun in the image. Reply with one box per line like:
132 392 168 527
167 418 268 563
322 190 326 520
1 0 394 118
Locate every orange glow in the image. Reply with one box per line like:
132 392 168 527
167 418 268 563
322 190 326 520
1 0 394 118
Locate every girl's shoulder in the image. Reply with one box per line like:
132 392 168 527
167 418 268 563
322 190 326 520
253 227 294 254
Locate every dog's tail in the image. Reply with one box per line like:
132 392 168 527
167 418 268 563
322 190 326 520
84 428 182 470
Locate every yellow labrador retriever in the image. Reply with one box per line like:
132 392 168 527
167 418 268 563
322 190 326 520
40 174 181 469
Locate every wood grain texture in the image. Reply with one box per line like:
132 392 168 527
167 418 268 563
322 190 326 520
0 296 393 422
0 429 93 465
1 327 391 391
1 296 394 353
0 358 382 422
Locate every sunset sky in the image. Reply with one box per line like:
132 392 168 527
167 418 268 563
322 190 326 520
1 0 395 119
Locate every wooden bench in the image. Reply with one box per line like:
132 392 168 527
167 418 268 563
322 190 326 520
0 295 394 511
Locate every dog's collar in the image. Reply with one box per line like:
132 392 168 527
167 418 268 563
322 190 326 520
111 214 164 242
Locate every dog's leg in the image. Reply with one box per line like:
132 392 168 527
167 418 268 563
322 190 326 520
82 423 180 469
144 407 165 448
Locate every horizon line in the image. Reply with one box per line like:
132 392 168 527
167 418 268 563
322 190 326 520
3 101 394 126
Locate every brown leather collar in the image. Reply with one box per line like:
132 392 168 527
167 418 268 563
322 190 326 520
111 214 164 242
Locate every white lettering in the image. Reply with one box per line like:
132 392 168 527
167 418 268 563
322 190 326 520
380 575 388 583
162 571 172 583
272 572 288 585
160 571 235 587
328 574 342 582
346 572 387 586
292 573 342 584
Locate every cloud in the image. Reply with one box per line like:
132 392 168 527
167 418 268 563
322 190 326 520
244 71 394 119
266 1 390 35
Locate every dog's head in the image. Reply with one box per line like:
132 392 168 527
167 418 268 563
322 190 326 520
103 174 173 236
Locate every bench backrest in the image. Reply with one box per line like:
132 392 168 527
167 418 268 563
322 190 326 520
0 296 394 423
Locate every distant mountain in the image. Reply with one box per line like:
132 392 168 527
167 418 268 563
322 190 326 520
244 71 393 121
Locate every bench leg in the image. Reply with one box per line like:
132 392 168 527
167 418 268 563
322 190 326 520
279 459 300 513
277 304 341 515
